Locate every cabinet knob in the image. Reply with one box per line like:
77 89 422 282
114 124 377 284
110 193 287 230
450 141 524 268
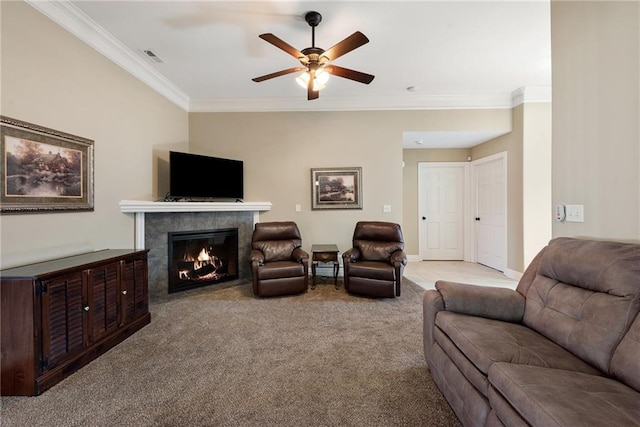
84 306 90 312
122 290 128 295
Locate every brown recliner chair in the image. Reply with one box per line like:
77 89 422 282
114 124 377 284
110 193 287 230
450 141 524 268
250 221 309 297
342 221 407 298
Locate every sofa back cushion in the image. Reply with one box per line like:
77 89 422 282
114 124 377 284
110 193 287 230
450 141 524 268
253 240 298 262
252 222 302 262
352 221 405 262
356 241 404 262
522 238 640 374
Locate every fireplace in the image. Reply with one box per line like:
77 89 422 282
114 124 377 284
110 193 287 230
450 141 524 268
168 228 239 294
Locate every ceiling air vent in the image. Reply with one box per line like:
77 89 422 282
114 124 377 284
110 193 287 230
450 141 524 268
141 49 165 64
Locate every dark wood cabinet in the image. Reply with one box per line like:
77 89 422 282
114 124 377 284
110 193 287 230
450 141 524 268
1 250 151 396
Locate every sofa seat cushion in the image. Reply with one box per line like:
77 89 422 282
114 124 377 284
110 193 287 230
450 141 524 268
257 261 304 280
489 363 640 427
435 312 602 376
347 261 395 281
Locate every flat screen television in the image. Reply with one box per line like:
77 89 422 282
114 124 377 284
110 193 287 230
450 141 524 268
168 151 243 201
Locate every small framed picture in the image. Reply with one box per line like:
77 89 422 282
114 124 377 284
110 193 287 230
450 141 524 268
311 167 362 210
1 116 94 214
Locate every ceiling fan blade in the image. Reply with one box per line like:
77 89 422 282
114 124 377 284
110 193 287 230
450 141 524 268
322 31 369 62
252 67 306 82
326 65 375 84
258 33 306 61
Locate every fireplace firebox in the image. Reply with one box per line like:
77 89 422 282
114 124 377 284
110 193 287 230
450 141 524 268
168 228 238 294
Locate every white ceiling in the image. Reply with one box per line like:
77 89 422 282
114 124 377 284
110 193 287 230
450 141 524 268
30 0 551 148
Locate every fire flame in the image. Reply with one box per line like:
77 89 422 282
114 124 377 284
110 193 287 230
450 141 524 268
198 248 209 262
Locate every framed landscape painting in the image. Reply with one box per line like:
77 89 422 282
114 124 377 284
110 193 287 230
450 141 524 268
311 167 362 210
1 116 94 214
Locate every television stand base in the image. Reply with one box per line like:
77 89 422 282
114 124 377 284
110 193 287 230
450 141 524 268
163 196 243 203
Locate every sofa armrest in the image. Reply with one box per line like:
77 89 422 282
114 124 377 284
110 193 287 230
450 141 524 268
249 250 265 294
291 247 309 264
250 249 265 265
423 289 446 364
389 250 408 267
342 248 361 263
423 281 525 367
436 280 525 323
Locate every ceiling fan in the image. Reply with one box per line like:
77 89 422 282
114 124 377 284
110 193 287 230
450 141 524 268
251 11 375 100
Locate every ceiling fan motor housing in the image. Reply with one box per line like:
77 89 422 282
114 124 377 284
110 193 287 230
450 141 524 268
305 11 322 27
301 47 327 68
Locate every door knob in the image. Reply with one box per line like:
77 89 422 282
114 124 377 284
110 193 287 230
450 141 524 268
83 306 90 312
422 216 426 220
122 290 128 295
475 217 481 221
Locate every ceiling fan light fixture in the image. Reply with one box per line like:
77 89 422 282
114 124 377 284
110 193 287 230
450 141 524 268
315 68 330 86
295 72 310 88
295 69 330 91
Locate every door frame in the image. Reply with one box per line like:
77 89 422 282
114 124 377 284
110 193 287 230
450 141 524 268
417 162 471 261
469 152 508 267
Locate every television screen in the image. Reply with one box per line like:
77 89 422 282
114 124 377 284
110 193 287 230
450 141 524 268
168 151 243 201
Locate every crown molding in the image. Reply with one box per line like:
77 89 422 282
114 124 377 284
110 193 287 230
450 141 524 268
511 86 552 106
26 0 190 111
189 93 516 113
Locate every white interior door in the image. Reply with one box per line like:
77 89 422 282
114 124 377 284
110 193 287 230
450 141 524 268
419 163 465 260
474 156 506 271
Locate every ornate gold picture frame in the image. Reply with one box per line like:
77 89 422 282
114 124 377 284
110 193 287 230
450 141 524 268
1 116 94 214
311 167 362 210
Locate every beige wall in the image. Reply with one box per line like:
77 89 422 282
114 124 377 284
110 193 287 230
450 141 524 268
522 102 552 265
0 2 189 268
189 110 510 256
551 0 640 242
469 102 552 273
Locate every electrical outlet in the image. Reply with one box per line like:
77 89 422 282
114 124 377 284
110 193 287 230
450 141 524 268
295 204 301 212
383 205 391 213
565 205 584 222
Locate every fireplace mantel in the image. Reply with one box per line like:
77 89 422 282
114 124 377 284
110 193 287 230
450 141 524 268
119 200 271 213
119 200 271 250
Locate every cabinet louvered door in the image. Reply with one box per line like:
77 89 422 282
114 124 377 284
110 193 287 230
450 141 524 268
40 273 86 372
121 258 149 325
85 263 120 343
133 258 149 319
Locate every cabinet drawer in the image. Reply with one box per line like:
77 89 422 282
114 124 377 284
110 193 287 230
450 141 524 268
314 252 338 263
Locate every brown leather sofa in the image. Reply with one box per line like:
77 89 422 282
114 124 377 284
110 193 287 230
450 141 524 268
423 237 640 426
250 221 309 297
342 221 407 298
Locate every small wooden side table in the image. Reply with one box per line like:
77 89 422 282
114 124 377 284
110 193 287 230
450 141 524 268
311 244 340 290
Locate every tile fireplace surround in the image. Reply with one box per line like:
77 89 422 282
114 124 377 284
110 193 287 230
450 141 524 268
119 200 271 301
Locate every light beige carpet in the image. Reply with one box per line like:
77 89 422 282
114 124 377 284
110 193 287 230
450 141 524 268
1 278 459 426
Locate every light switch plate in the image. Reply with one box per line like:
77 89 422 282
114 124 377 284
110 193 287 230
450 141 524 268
565 205 584 222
